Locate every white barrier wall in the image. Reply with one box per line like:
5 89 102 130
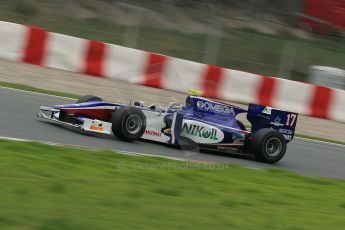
0 21 344 122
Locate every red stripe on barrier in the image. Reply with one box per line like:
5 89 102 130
22 26 48 65
83 40 106 77
257 76 277 106
310 85 333 119
143 53 167 88
202 65 223 98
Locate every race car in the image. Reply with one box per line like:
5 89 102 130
38 93 298 163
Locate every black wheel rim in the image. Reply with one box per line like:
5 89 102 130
265 137 283 157
125 114 142 135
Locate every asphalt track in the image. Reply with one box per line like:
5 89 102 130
0 87 344 179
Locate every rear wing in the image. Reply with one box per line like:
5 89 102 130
247 104 298 143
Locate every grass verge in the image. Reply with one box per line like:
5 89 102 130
0 139 345 230
0 81 344 146
0 81 80 99
296 133 345 146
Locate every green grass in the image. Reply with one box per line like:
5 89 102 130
0 139 345 230
0 81 80 99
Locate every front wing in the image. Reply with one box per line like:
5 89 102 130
38 106 112 134
38 106 171 143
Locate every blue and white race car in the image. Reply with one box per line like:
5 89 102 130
38 93 298 163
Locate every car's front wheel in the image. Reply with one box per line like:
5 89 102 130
251 128 287 163
111 107 146 142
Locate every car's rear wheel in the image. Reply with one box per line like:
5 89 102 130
76 95 103 103
251 128 286 163
111 107 146 142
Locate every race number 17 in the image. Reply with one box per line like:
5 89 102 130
286 114 297 126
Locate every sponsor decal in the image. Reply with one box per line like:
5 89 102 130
196 101 235 116
145 130 162 137
279 128 293 135
90 125 104 132
181 120 224 144
275 116 281 123
232 133 245 140
262 106 272 115
283 134 292 141
182 123 218 140
231 139 244 145
270 116 284 127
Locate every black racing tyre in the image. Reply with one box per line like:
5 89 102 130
236 120 246 131
251 128 287 164
76 95 103 103
111 107 146 142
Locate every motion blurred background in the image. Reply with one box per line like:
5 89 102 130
1 0 344 85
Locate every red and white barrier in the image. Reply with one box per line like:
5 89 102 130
0 21 344 123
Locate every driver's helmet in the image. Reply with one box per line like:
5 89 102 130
134 101 145 107
148 104 156 110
